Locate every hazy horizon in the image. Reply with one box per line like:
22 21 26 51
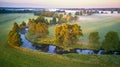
0 0 120 8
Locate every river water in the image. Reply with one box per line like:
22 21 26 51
20 28 120 55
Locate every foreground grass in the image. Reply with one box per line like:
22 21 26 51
0 13 120 67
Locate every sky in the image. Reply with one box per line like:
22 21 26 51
0 0 120 8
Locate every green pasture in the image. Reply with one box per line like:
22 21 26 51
0 13 120 67
48 15 120 49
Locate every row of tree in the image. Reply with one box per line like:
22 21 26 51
88 31 120 51
75 10 93 15
34 13 79 25
8 20 120 51
34 11 54 17
8 17 49 46
50 13 78 24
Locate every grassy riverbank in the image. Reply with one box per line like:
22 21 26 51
0 13 120 67
27 14 120 50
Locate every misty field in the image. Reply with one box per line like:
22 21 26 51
48 14 120 49
0 13 120 67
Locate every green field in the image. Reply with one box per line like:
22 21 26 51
48 14 120 49
0 13 120 67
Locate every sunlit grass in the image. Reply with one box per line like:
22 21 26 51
0 13 120 67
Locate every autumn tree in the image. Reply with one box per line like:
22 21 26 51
59 14 63 19
58 18 67 24
34 16 47 24
29 20 36 33
55 23 83 47
58 14 63 22
27 17 49 41
19 21 26 28
67 13 73 22
12 22 19 32
64 13 74 22
102 31 120 51
40 11 54 17
35 23 49 38
8 22 22 47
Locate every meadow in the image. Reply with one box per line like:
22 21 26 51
48 14 120 49
0 13 120 67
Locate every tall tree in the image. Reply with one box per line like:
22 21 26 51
58 14 63 22
88 32 100 44
34 16 47 24
19 21 26 28
8 23 22 47
52 17 57 24
8 32 22 46
74 16 78 21
12 22 19 32
88 32 100 49
55 23 83 47
102 31 119 51
29 21 36 33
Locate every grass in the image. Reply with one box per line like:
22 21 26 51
34 14 120 50
0 13 120 67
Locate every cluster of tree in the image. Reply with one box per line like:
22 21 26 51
75 10 93 15
34 13 78 25
50 13 78 24
27 17 49 40
88 31 120 51
55 23 83 47
8 23 22 47
28 16 48 24
37 11 54 17
64 13 74 22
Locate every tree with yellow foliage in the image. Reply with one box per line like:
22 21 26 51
55 23 83 47
27 18 49 40
8 22 22 47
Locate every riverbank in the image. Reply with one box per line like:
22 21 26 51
1 13 120 67
20 30 120 55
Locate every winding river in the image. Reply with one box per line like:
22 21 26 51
20 28 120 55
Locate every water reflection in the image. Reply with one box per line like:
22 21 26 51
19 28 120 55
20 34 36 50
76 49 94 54
48 45 56 54
97 50 104 55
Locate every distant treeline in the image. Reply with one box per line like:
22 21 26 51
60 8 120 11
34 11 55 17
0 7 44 13
0 9 33 13
1 7 120 14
